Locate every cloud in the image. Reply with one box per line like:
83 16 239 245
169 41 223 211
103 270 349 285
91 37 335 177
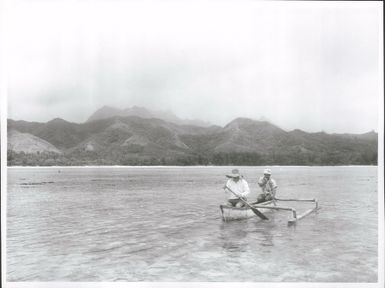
6 1 382 133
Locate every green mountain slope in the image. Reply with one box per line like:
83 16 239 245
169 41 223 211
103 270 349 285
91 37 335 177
7 115 378 166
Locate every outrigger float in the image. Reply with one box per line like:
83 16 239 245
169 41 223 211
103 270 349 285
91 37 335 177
220 198 319 225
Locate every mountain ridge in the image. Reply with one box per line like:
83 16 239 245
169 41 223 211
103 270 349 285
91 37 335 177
87 105 212 127
7 113 378 166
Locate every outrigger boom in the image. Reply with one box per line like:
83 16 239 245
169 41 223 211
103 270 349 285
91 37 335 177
220 198 319 225
253 198 319 225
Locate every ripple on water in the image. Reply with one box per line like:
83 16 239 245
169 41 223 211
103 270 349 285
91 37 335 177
6 166 378 282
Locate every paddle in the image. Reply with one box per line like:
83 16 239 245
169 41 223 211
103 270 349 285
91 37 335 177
271 195 277 206
270 191 277 206
224 185 269 220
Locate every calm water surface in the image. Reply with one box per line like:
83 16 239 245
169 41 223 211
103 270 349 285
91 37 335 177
7 166 378 282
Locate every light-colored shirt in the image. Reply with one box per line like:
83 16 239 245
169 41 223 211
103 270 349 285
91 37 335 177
225 178 250 200
258 176 278 196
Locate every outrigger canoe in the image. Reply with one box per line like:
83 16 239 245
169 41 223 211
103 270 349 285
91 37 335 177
220 200 275 221
220 198 319 225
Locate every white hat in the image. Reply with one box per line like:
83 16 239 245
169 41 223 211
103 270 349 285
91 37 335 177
226 168 241 178
263 168 272 175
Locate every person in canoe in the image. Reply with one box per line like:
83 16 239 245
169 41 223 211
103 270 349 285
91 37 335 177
223 168 250 208
256 168 278 203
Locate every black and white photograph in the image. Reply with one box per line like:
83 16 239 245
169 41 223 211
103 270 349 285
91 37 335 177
1 0 384 287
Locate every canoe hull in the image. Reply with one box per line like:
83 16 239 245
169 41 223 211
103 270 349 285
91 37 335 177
220 201 274 221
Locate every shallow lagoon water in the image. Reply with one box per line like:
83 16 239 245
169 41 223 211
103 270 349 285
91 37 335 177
7 166 378 282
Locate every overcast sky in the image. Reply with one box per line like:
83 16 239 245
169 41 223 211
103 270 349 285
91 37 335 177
5 0 382 133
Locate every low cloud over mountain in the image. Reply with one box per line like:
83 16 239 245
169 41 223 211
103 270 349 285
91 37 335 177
87 105 211 127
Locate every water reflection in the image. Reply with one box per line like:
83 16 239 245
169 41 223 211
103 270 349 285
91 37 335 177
258 229 274 247
219 214 281 253
250 216 278 247
219 221 250 254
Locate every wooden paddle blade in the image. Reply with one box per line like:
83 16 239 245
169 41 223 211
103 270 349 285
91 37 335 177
250 206 269 220
224 184 268 220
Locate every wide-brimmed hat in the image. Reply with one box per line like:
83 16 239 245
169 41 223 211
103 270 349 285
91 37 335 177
263 168 272 175
226 168 241 178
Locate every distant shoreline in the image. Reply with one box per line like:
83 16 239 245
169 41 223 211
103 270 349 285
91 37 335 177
6 165 378 169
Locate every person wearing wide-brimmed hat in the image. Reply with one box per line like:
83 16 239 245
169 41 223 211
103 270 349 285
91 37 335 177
223 168 250 208
256 168 278 203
